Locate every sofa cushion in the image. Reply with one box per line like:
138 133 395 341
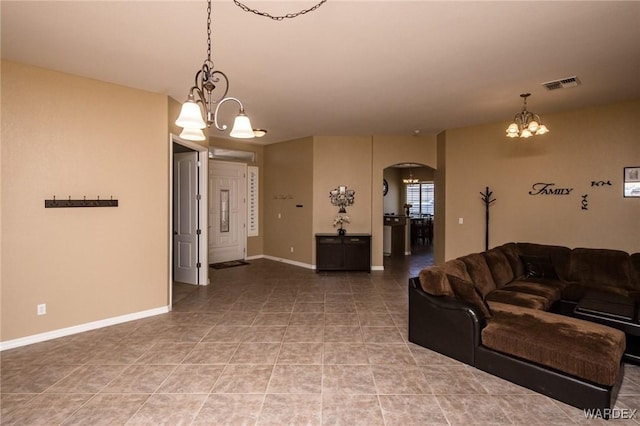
460 253 496 298
517 243 572 281
501 280 562 304
496 243 525 278
483 302 625 387
562 282 631 303
442 258 472 282
418 266 454 297
520 254 558 279
571 248 633 291
447 274 491 318
484 248 514 287
486 290 550 310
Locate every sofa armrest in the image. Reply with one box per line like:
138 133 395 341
408 277 485 365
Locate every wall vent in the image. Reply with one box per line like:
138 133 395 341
209 147 255 162
541 76 580 91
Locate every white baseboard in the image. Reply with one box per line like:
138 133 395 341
248 254 382 272
262 255 315 270
0 306 170 351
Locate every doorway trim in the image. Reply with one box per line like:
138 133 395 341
169 134 209 306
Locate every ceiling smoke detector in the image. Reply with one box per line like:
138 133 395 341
541 76 580 91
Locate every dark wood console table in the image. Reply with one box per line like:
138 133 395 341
315 234 371 272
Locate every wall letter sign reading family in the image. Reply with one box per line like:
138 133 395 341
528 183 574 196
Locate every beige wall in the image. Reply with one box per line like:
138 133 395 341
383 167 402 215
313 136 373 237
261 135 438 268
434 131 447 264
441 100 640 260
1 61 170 341
264 137 314 263
208 136 265 257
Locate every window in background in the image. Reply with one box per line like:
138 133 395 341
406 182 434 216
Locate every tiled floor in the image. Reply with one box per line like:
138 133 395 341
2 246 640 425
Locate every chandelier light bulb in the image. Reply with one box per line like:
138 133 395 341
527 121 539 132
179 127 206 142
229 111 255 138
175 99 207 130
536 125 549 135
520 129 533 138
507 123 519 134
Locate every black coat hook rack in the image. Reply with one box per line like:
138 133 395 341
480 187 496 251
45 196 118 208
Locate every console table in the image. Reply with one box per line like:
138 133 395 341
315 234 371 272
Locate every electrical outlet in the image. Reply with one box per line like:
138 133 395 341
37 304 46 316
458 217 464 225
290 246 294 253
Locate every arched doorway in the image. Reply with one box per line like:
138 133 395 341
382 163 435 269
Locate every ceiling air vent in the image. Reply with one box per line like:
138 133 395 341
541 76 580 91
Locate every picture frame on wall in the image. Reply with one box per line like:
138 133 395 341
624 166 640 198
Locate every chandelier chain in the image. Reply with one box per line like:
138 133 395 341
206 0 212 61
233 0 327 21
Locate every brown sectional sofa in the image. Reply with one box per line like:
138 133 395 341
409 242 640 416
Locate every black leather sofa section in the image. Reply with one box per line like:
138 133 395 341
408 277 623 416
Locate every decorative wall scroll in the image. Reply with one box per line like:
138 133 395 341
624 167 640 198
247 166 259 237
528 183 573 196
581 194 589 210
527 175 623 211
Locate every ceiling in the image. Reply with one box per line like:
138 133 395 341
2 1 640 145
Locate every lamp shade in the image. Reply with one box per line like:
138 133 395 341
176 100 207 129
179 127 206 142
536 124 549 135
506 123 519 134
229 112 255 138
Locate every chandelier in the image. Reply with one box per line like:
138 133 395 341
402 164 419 184
175 0 259 141
176 0 328 142
505 93 549 139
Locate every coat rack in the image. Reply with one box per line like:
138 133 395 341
480 187 496 251
45 196 118 208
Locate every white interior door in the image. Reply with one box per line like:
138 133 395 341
173 151 199 284
209 160 246 263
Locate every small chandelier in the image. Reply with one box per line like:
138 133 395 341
175 0 261 141
505 93 549 139
329 186 355 213
402 164 419 184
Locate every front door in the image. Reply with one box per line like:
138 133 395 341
209 160 246 263
173 151 200 284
